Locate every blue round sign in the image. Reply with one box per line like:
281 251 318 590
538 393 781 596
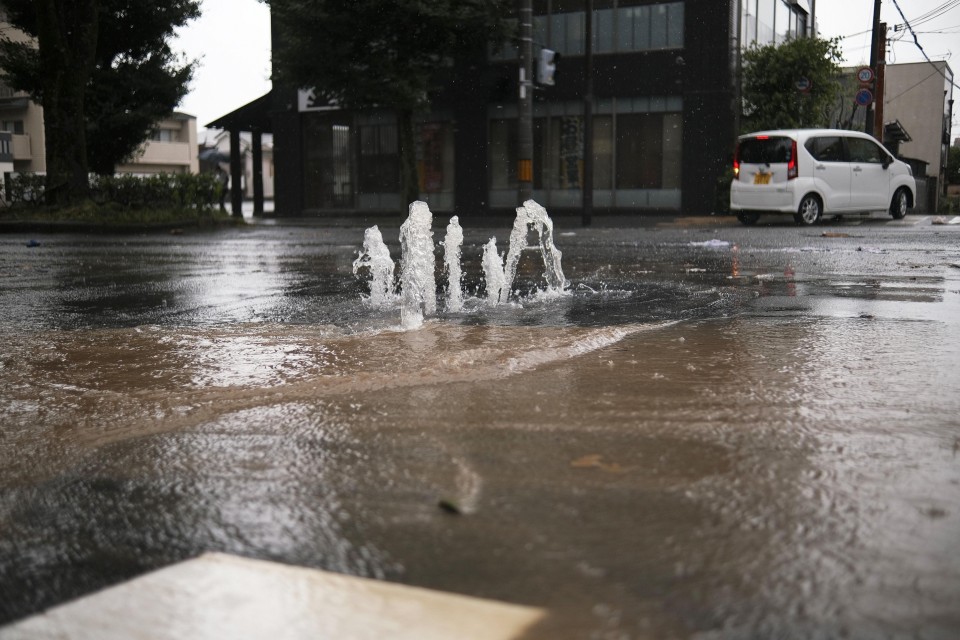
855 88 873 107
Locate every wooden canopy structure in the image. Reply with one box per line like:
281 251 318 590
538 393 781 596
206 91 273 217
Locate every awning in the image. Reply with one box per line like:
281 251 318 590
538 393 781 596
884 120 912 144
206 90 273 132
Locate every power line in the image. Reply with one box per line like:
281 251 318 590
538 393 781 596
892 0 960 29
890 0 960 92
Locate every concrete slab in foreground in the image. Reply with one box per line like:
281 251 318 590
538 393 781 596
0 553 544 640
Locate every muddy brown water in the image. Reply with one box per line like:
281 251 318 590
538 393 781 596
1 224 959 638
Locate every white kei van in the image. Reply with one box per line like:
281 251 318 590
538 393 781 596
730 129 915 225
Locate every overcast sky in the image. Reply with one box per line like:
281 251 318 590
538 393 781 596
815 0 959 66
173 0 959 135
173 0 272 139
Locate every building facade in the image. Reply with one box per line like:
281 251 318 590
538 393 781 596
268 0 812 218
882 61 954 208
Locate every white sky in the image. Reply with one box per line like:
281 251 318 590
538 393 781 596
172 0 959 137
814 0 959 66
173 0 272 141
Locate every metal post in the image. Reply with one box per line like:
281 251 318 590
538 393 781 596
865 0 881 136
582 0 593 227
518 0 533 202
229 128 243 217
252 129 264 216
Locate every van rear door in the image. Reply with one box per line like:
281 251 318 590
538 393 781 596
736 136 793 186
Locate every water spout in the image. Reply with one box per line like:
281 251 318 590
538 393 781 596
354 200 567 324
443 216 464 312
481 237 507 305
502 200 567 300
352 225 395 307
398 201 437 329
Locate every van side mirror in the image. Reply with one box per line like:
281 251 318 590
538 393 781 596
882 157 891 169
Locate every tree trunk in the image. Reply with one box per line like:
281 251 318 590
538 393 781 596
36 0 99 206
398 108 419 214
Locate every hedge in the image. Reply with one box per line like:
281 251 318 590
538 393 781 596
3 172 221 212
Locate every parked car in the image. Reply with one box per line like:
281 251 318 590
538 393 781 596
730 129 914 225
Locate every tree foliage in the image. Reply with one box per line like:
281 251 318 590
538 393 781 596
266 0 513 207
741 36 843 133
947 146 960 186
0 0 199 201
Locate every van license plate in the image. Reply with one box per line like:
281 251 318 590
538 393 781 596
753 173 771 185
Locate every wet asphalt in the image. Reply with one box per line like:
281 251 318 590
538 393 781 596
1 211 959 638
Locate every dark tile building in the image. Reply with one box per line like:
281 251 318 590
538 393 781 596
256 0 812 218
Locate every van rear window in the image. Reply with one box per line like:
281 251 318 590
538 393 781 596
738 137 793 164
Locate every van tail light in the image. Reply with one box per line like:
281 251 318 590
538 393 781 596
787 140 798 180
733 144 741 180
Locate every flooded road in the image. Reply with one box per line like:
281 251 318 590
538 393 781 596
2 217 959 638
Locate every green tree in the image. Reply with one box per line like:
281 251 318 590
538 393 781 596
0 0 199 203
947 145 960 185
741 36 843 133
267 0 512 209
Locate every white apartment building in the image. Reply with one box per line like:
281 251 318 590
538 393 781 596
0 16 199 180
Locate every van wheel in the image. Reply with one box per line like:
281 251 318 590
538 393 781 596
890 188 909 219
736 212 760 226
795 195 822 225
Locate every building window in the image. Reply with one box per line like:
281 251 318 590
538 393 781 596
303 115 353 209
417 121 454 194
151 129 178 143
488 97 682 209
743 0 807 46
489 119 518 190
1 120 24 135
493 1 684 59
357 122 398 194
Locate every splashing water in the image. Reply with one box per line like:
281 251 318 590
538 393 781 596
503 200 566 298
354 199 567 327
443 216 465 312
398 201 437 329
352 226 396 307
481 237 507 305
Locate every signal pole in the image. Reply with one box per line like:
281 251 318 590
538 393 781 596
582 0 593 227
518 0 533 202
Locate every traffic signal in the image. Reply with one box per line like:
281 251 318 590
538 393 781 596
537 48 559 86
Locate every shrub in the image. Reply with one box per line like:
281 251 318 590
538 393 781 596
4 173 47 208
90 173 220 211
4 172 220 212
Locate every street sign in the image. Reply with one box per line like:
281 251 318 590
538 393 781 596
795 77 812 93
857 67 874 84
855 88 873 107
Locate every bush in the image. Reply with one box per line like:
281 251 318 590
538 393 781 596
4 173 47 208
90 173 220 211
4 172 220 212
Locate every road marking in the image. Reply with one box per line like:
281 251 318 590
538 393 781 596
0 553 545 640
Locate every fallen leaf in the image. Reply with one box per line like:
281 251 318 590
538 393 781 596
571 454 626 473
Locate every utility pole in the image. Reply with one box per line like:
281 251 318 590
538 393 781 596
874 22 886 139
865 0 882 136
518 0 533 202
582 0 593 227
